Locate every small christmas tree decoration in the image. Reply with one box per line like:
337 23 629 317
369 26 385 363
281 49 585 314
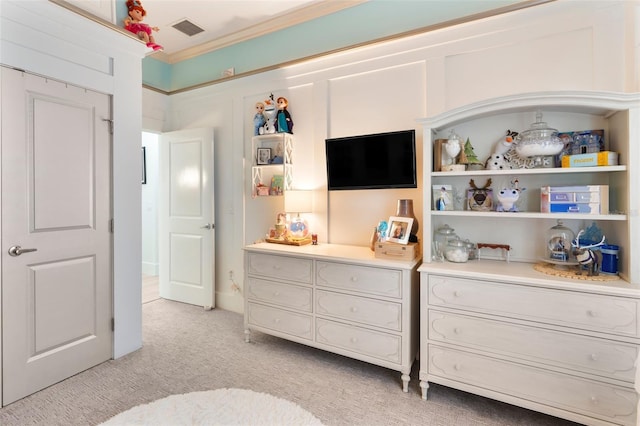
460 138 483 170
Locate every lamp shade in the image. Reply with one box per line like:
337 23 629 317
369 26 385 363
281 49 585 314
284 190 313 214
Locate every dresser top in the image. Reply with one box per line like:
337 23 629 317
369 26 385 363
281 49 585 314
245 242 421 270
419 260 640 298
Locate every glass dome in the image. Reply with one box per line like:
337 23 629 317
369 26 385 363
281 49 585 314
545 220 575 263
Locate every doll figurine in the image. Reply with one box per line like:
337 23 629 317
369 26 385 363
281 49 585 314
253 102 266 136
275 96 293 134
124 0 163 51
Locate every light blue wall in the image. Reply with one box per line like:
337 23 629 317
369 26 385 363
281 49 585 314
142 0 523 92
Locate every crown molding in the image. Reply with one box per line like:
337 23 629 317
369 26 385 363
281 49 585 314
152 0 367 64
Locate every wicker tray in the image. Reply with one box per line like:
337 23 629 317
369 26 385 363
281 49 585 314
533 262 619 281
265 237 312 246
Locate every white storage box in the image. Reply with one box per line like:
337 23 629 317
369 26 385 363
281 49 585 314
541 185 609 214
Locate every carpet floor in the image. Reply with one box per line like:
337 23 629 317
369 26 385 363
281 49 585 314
0 299 580 425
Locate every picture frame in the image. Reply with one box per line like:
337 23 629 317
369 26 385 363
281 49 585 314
141 147 147 184
257 147 271 165
270 174 284 195
432 184 453 211
387 216 413 245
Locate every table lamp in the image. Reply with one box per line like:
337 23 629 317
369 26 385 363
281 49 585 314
284 190 312 238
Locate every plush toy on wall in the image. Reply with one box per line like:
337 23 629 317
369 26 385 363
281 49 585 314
124 0 163 51
253 102 265 136
275 96 294 134
260 94 277 134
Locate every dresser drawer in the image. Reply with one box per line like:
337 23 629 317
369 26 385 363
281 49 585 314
316 290 402 331
247 277 312 312
427 345 638 426
429 310 638 383
316 261 402 298
246 302 312 340
247 253 312 284
316 318 401 364
428 275 640 337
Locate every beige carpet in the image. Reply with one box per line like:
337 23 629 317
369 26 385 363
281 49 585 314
0 299 579 426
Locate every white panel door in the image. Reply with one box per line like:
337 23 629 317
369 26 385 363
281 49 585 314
1 67 112 405
159 128 215 308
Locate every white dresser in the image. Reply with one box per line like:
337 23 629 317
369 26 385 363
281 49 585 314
420 261 640 426
417 91 640 425
244 242 420 391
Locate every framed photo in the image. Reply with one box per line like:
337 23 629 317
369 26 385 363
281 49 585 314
433 184 453 211
387 216 413 245
270 174 284 195
257 147 271 165
141 147 147 184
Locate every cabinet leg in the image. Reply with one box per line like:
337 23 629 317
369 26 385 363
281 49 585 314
244 329 251 343
419 381 429 400
401 373 410 393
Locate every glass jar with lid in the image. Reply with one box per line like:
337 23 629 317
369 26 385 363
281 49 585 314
445 238 469 263
433 224 457 261
514 110 564 168
464 239 478 260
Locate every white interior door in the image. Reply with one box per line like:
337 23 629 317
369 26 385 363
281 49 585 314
1 67 112 405
159 128 215 308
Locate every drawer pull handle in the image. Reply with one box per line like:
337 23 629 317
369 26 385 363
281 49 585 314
590 353 598 361
350 307 358 313
587 310 598 317
350 337 358 343
453 328 460 334
453 364 460 371
274 318 281 324
274 292 280 297
590 396 598 405
350 276 358 282
453 291 460 297
273 265 282 270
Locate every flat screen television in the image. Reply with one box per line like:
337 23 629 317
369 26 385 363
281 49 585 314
325 129 417 190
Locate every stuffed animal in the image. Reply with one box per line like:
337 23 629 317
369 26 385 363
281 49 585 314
124 0 163 51
260 94 277 135
496 188 521 212
485 154 511 170
485 130 518 169
275 96 294 134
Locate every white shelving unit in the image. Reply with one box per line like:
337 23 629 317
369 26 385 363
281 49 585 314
418 91 639 281
417 91 640 426
251 133 293 197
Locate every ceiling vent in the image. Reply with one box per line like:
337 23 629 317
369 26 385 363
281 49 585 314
172 19 205 37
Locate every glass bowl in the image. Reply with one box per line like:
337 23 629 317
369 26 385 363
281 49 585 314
515 111 564 159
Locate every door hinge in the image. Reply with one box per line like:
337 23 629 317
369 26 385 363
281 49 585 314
102 118 114 135
109 218 114 233
111 318 115 331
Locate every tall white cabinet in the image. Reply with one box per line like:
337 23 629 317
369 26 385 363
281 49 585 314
417 91 640 426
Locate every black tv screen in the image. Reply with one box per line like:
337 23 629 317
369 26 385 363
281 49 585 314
325 130 417 190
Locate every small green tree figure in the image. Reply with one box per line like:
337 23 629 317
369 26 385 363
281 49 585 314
460 138 483 169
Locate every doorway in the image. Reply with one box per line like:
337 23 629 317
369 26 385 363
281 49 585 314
142 132 160 304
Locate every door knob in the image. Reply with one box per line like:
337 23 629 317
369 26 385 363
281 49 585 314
8 245 38 257
201 223 214 229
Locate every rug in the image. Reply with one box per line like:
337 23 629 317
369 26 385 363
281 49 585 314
100 388 324 425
